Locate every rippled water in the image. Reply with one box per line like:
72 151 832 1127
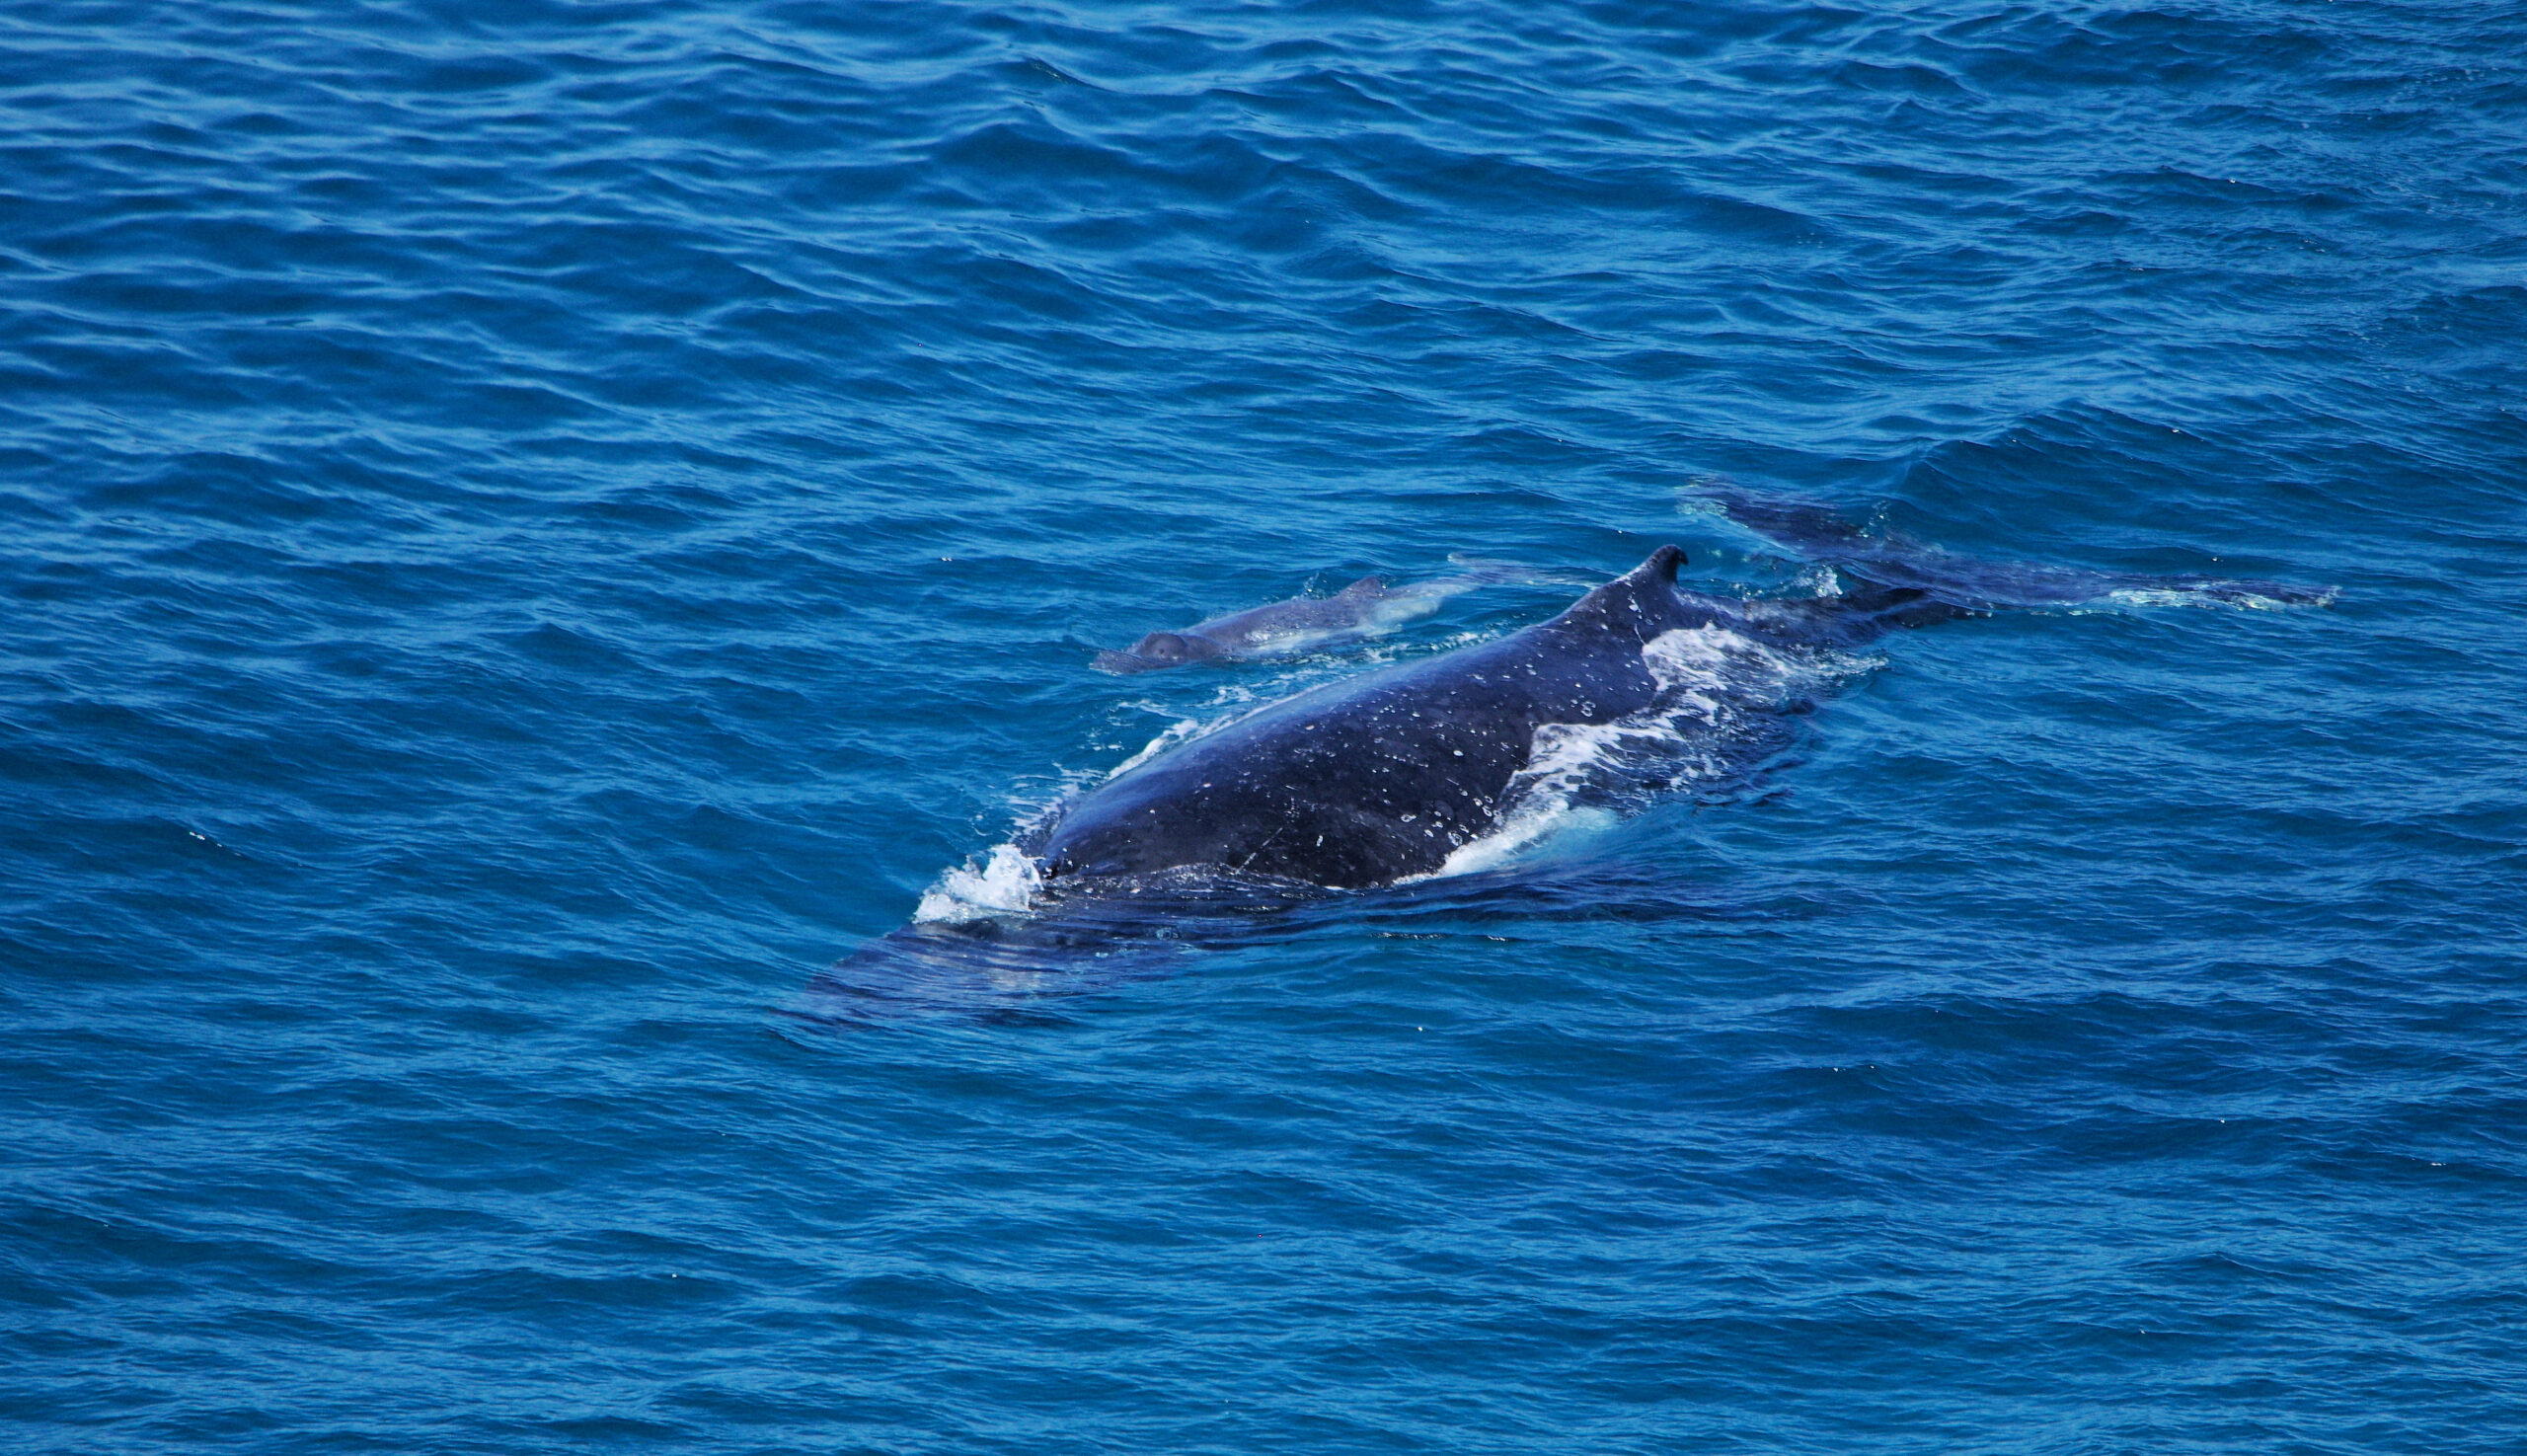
6 0 2525 1448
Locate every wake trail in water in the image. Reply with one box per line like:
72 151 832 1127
1688 487 2337 611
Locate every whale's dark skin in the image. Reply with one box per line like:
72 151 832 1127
1038 545 1952 889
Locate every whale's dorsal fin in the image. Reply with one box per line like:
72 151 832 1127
1628 545 1686 586
1336 575 1386 599
1550 545 1688 639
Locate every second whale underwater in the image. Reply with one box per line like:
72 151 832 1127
1090 557 1592 673
813 496 2329 1017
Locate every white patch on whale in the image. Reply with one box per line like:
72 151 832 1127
1419 625 1872 881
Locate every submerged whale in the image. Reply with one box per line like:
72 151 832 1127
1092 559 1584 673
1093 575 1396 673
809 496 2328 1018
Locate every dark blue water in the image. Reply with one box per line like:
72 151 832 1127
7 0 2525 1448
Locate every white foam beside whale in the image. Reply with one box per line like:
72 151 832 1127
1423 624 1870 881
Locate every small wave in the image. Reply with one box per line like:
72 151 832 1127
2104 583 2338 611
1106 713 1211 778
916 711 1242 924
913 843 1044 924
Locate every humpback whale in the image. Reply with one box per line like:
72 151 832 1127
1093 575 1396 673
811 496 2328 1018
1049 545 1849 887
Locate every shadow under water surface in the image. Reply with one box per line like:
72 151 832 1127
793 852 1769 1027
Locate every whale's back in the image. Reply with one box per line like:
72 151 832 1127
1038 572 1698 887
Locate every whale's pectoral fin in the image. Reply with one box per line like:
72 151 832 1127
1695 488 2335 612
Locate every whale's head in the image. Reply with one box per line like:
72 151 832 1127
1135 631 1219 662
1092 631 1226 674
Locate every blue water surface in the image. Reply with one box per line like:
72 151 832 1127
5 0 2525 1449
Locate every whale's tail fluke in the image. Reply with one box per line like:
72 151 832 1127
1690 486 2335 612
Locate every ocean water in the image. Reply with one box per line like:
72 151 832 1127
5 0 2525 1448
